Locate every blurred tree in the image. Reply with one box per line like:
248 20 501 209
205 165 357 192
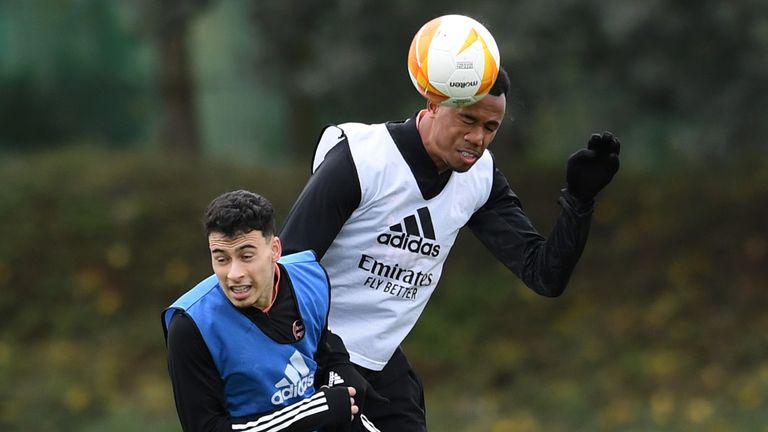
246 0 492 156
2 0 766 166
486 0 768 167
247 0 330 155
130 0 217 157
0 0 147 150
601 0 768 157
186 1 286 164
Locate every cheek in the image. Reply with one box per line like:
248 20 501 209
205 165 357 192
253 256 275 278
213 268 229 285
438 127 463 146
484 132 497 146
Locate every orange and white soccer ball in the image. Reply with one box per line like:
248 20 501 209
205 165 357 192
408 14 500 107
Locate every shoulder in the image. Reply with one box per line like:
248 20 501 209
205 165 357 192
313 122 386 173
278 251 327 282
170 274 220 310
167 311 204 349
278 250 318 265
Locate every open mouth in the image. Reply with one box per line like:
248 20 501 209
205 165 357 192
230 285 252 299
459 150 479 164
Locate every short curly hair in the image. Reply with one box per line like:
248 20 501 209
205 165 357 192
489 66 510 98
203 190 276 238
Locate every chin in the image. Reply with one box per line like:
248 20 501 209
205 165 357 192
229 296 256 309
450 164 473 173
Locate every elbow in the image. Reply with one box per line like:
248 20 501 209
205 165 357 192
533 283 566 298
542 285 566 298
529 274 570 298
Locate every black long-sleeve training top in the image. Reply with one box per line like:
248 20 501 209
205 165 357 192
280 116 594 298
165 262 351 432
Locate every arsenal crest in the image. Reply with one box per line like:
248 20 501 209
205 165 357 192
292 320 305 340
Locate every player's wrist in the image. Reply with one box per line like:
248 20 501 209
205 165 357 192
560 188 595 215
318 386 354 425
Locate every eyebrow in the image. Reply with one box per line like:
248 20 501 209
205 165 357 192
465 115 499 128
210 244 258 254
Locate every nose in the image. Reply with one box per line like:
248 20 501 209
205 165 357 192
227 260 245 281
464 126 485 147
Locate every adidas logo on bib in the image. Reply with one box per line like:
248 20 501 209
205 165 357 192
271 351 315 405
377 207 441 257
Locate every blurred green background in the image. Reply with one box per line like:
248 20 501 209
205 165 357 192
1 1 767 431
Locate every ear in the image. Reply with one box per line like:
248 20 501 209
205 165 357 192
271 236 282 262
426 100 439 114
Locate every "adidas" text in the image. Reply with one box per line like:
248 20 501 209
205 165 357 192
270 375 314 405
376 232 441 257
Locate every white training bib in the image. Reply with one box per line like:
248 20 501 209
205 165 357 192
314 122 494 370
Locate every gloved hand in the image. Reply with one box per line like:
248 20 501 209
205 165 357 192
566 131 621 201
317 386 358 424
323 363 389 413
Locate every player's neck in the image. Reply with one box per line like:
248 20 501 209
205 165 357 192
415 110 449 173
259 263 281 314
415 109 434 150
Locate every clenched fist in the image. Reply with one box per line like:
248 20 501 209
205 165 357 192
566 131 621 201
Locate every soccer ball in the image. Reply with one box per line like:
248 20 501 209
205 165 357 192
407 14 500 107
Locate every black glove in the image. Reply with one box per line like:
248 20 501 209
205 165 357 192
317 386 355 426
319 364 388 432
566 131 621 201
315 330 387 430
323 363 389 412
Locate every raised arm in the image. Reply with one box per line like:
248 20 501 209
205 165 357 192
468 133 620 296
467 168 593 297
